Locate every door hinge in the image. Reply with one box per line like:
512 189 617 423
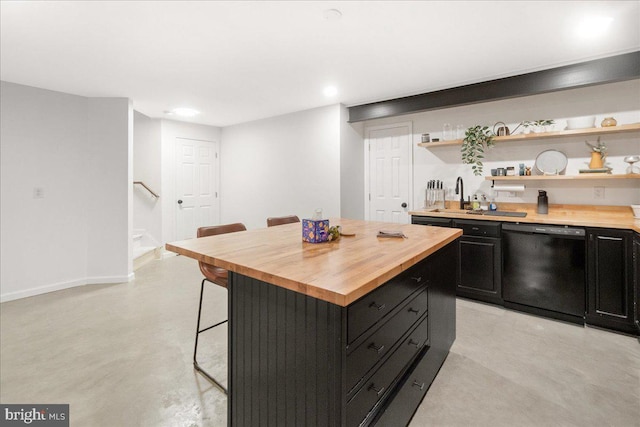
215 152 218 159
369 193 371 201
215 192 218 198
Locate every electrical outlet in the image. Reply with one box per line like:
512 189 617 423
593 186 605 199
33 187 45 199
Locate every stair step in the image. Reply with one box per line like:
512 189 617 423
133 246 160 271
134 246 155 259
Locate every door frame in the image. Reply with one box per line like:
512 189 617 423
174 137 221 240
363 122 414 221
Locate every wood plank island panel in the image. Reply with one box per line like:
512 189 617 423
165 218 461 306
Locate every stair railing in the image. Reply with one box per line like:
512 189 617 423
133 181 159 198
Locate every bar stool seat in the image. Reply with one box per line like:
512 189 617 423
194 223 246 393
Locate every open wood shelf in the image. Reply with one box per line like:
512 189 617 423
485 174 640 181
418 123 640 148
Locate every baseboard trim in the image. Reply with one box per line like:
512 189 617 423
85 273 134 285
0 273 135 303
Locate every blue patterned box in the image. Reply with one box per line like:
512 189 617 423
302 218 330 243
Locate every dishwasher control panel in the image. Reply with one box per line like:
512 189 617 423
503 223 586 237
534 227 585 236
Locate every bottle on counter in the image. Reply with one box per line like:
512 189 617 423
472 195 480 210
480 194 488 211
537 190 548 214
489 198 498 211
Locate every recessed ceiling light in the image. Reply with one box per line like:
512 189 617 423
575 15 613 38
323 86 338 97
168 107 200 117
323 9 342 21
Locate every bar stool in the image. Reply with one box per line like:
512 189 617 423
194 223 246 393
266 215 300 227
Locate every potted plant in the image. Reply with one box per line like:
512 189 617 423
461 125 495 176
508 119 555 134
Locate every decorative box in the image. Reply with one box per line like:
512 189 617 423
302 218 330 243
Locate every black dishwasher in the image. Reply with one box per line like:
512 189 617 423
502 223 586 323
452 219 502 305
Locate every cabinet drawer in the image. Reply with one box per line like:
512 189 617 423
453 219 501 237
347 289 429 392
348 262 428 343
373 349 434 427
347 317 428 427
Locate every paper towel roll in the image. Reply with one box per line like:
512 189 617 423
493 185 525 192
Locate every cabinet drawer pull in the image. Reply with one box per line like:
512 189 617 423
408 307 420 315
408 339 421 348
368 342 385 354
411 276 422 283
412 380 425 390
369 383 385 396
369 301 386 311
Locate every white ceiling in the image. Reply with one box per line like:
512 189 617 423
1 1 639 127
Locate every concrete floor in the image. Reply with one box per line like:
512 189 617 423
1 255 639 427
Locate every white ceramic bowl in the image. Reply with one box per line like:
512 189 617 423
566 116 596 130
632 205 640 219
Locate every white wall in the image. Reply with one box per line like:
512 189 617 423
86 98 133 281
0 82 133 302
340 104 366 220
221 105 341 229
363 80 640 208
160 119 222 244
133 111 162 246
1 82 89 300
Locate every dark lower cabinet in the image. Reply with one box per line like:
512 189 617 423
453 219 502 305
411 216 452 227
586 228 635 334
456 235 502 304
228 241 458 426
634 232 640 336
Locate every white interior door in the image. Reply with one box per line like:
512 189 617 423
176 138 219 240
367 123 412 224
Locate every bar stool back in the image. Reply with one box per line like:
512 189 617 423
266 215 300 227
194 222 246 393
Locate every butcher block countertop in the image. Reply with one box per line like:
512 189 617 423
410 203 640 233
165 218 461 306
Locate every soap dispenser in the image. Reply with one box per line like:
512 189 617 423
537 190 548 214
472 195 480 210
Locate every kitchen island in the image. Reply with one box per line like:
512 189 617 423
166 218 461 426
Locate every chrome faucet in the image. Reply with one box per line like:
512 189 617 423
455 177 467 210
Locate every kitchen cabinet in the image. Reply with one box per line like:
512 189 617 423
586 227 635 334
634 233 640 336
452 219 503 305
411 216 452 227
411 216 502 305
372 240 457 426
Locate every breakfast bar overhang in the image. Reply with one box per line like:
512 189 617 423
166 218 462 426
